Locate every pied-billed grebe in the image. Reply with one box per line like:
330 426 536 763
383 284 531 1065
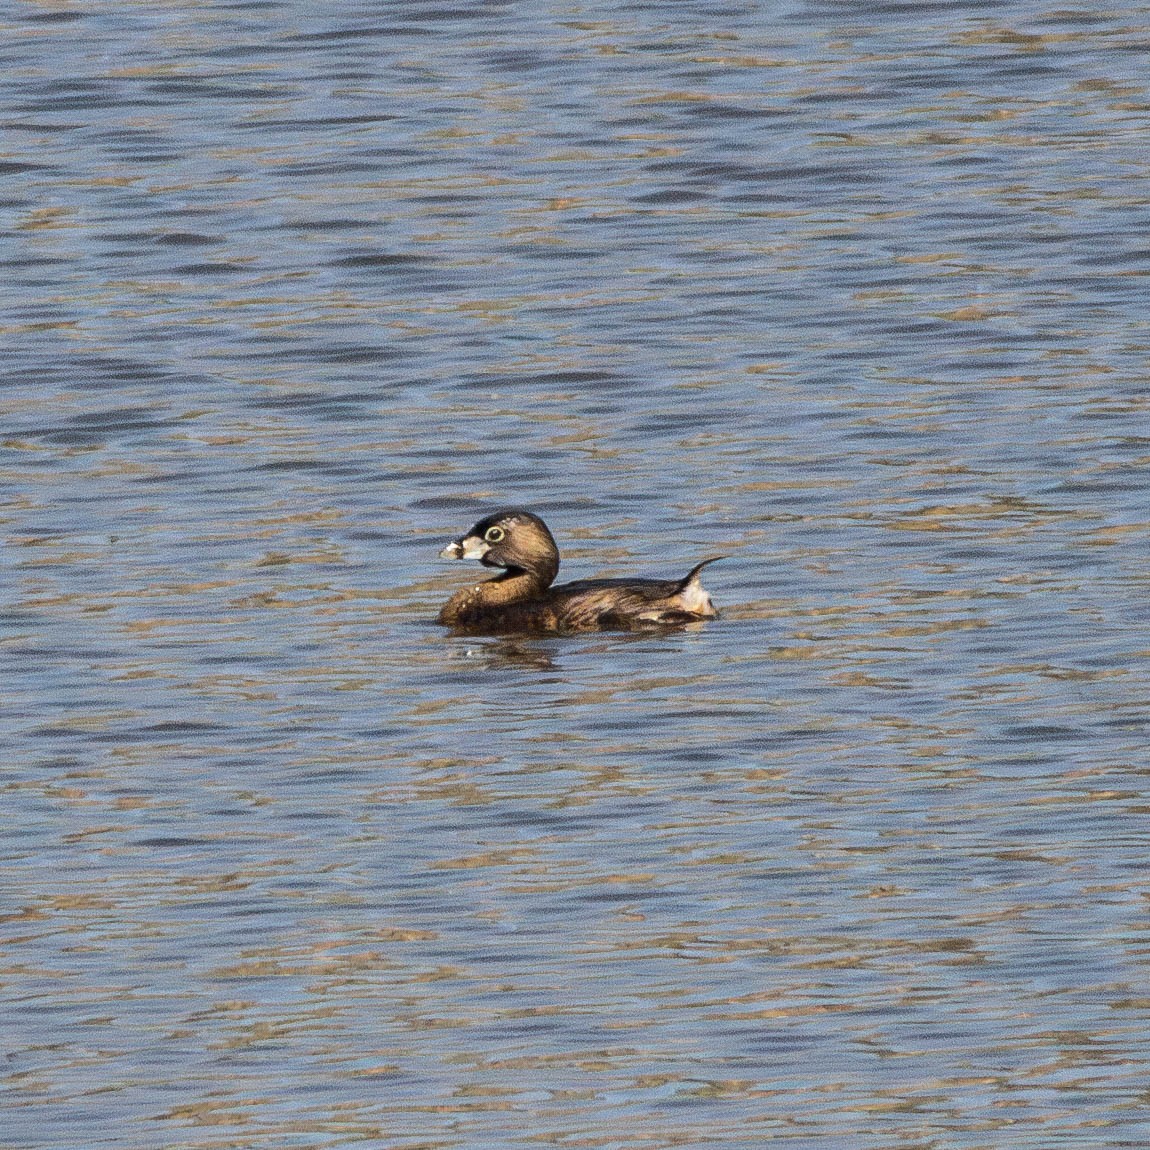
437 508 722 634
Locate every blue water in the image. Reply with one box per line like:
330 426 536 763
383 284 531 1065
3 2 1150 1147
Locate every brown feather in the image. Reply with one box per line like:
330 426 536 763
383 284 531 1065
437 510 722 634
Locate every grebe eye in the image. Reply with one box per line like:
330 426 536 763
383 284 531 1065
484 526 505 543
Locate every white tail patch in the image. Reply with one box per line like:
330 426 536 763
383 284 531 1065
677 575 715 616
675 556 723 616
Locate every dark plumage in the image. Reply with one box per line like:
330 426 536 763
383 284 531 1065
437 508 722 634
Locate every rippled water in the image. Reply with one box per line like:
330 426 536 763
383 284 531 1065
4 1 1150 1147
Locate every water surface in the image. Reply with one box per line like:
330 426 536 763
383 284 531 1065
3 1 1150 1147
